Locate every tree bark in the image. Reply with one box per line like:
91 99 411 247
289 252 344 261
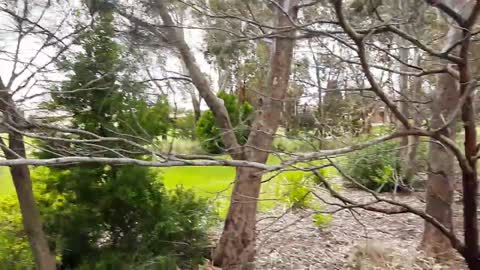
420 70 458 257
397 36 412 183
213 1 298 268
212 167 262 269
154 0 298 267
457 2 479 267
421 1 479 263
0 81 56 269
6 133 56 270
402 49 422 183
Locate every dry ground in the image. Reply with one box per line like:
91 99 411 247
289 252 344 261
249 186 467 269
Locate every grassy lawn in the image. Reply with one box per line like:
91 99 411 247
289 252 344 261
160 155 288 215
0 153 333 216
0 167 14 196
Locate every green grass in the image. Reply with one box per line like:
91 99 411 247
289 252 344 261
0 137 338 217
160 155 286 216
0 167 14 196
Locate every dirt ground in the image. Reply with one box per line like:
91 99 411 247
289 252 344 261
251 186 467 270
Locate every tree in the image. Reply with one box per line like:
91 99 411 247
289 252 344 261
148 1 299 268
421 0 474 260
34 9 210 268
0 1 76 268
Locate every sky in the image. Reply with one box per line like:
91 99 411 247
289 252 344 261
0 0 218 113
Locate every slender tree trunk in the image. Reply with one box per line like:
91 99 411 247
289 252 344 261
403 50 422 183
4 135 56 270
397 39 412 183
154 0 297 267
421 1 479 262
420 71 457 256
0 82 55 269
420 48 459 261
458 4 479 266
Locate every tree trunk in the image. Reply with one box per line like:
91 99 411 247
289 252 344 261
421 0 477 261
0 79 55 269
402 50 422 183
5 133 56 270
420 67 459 259
212 167 262 269
397 38 412 184
213 1 298 268
154 0 297 267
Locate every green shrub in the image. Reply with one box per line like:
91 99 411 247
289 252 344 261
0 195 35 269
272 137 317 153
196 91 253 154
276 172 313 209
345 142 401 192
172 112 197 140
32 166 214 269
312 213 333 229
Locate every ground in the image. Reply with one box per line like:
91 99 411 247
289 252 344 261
250 184 467 270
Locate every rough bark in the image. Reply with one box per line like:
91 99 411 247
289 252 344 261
0 80 55 269
420 70 458 258
212 167 263 270
6 134 56 270
213 1 298 268
154 0 298 267
421 0 474 260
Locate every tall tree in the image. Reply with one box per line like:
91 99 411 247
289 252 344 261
34 8 208 269
420 0 473 259
150 0 299 268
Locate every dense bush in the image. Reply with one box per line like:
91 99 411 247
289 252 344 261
272 136 318 153
312 213 333 229
276 172 314 209
0 196 34 269
32 166 213 269
345 141 401 192
196 91 253 154
172 112 197 140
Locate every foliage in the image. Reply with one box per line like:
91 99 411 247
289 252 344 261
276 172 313 209
30 10 212 269
345 142 401 192
196 91 253 154
312 213 333 229
0 195 34 269
172 112 197 140
45 12 170 146
272 136 318 153
33 166 213 269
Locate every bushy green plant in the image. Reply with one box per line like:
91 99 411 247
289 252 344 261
345 142 401 192
276 172 313 209
196 91 253 154
312 213 333 229
33 166 213 269
29 10 212 269
0 195 35 269
172 112 197 140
